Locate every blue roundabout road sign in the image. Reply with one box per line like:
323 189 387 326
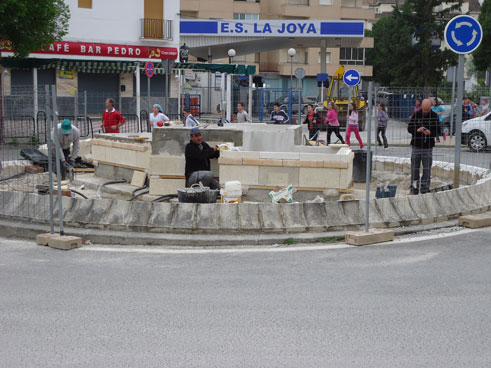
444 15 483 54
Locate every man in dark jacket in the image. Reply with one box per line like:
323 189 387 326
302 104 322 141
185 127 220 188
407 99 439 195
270 102 289 124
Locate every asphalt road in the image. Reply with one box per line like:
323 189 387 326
1 228 491 367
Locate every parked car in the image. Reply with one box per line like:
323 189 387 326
461 111 491 151
265 95 317 115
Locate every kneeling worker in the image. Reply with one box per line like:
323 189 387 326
52 119 80 179
185 128 220 189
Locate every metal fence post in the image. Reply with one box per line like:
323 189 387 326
84 90 88 135
259 88 264 123
365 81 374 233
45 85 55 234
288 89 293 124
298 86 302 125
450 66 456 136
51 85 65 235
454 54 465 189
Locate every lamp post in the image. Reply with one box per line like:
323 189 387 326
228 48 236 64
287 48 296 123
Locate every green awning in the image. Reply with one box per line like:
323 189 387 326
1 58 256 75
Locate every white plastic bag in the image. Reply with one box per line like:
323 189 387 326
269 184 294 203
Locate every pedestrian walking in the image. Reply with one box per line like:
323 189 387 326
431 99 445 141
183 107 200 127
409 98 422 119
408 99 439 195
462 96 473 121
302 104 321 141
149 104 170 129
236 102 251 123
270 102 289 124
376 103 389 149
345 103 364 148
324 101 345 145
479 98 489 117
101 98 125 133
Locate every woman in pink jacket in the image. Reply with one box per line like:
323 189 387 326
324 101 345 145
346 103 364 148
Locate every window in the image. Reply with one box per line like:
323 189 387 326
233 13 259 20
78 0 92 8
340 48 365 66
281 50 308 64
319 0 332 5
318 52 332 64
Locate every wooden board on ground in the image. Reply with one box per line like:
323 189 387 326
73 168 95 173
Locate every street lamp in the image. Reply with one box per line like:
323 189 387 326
228 48 236 64
288 48 296 86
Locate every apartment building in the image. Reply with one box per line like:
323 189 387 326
1 0 180 111
180 0 375 96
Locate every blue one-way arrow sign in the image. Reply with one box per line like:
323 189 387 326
343 69 360 87
444 15 483 54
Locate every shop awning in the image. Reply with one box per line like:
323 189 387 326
2 58 256 75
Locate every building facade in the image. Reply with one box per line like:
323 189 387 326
180 0 375 96
1 0 180 115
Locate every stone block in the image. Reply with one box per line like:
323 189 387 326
172 203 196 230
390 197 420 225
259 159 283 167
282 160 301 167
135 151 150 169
298 153 325 161
148 202 174 229
87 198 113 225
105 200 132 227
210 159 219 177
299 168 340 189
324 202 349 230
258 166 299 187
131 171 147 187
299 160 324 168
434 190 468 217
375 198 402 227
359 200 385 228
374 161 384 172
195 204 219 231
406 196 434 224
338 168 352 189
259 152 300 160
217 203 240 231
242 158 263 166
64 198 94 224
48 235 82 250
149 155 185 176
345 229 395 246
323 161 349 169
281 203 307 232
149 178 185 196
218 157 243 165
36 233 59 246
339 200 364 226
219 165 259 185
303 202 329 231
259 203 284 232
239 203 261 232
458 213 491 228
418 193 449 222
126 201 153 228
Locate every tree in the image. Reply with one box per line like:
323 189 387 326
0 0 70 60
472 0 491 73
367 0 462 87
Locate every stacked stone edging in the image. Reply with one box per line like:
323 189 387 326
1 159 490 234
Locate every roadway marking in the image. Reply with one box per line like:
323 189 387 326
77 227 484 255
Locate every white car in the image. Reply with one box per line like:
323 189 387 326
462 111 491 151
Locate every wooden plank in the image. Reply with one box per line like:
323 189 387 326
73 168 95 173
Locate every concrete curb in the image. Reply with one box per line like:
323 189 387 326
0 217 468 246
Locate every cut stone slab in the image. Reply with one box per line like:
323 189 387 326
48 235 82 250
345 229 395 246
131 170 147 187
458 213 491 229
36 233 59 246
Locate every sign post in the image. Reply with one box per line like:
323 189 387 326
444 15 483 189
295 68 306 124
343 69 361 129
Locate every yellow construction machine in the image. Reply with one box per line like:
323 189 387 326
319 66 367 131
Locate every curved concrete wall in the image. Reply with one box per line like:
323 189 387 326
1 174 490 234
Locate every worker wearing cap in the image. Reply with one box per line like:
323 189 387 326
185 127 220 189
51 119 80 179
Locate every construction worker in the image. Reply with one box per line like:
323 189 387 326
51 119 80 180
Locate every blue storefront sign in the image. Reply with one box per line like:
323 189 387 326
180 20 364 38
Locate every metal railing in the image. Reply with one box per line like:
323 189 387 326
140 18 173 40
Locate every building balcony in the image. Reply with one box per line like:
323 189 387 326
340 6 375 21
280 0 311 18
140 19 173 40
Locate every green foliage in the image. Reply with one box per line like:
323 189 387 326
0 0 70 59
367 0 462 87
29 136 40 146
8 138 19 146
472 0 491 72
284 237 295 245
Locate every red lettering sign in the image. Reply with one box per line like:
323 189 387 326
0 41 178 60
